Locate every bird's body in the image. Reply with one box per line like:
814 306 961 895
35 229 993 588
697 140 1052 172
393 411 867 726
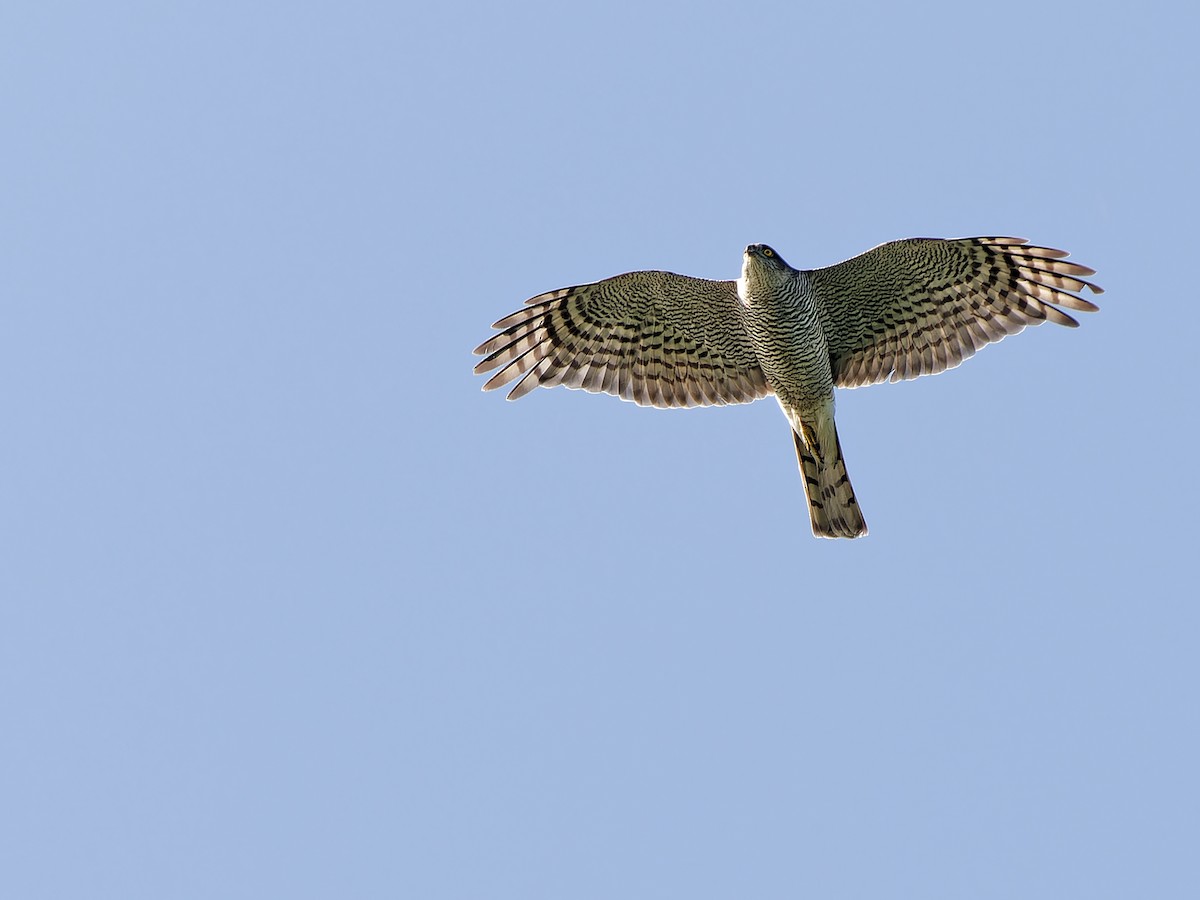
473 237 1101 539
739 246 864 536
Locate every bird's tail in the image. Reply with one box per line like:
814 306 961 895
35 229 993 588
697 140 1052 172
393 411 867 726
792 424 868 539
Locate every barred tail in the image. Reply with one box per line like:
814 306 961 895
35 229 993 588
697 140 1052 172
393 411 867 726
792 426 868 539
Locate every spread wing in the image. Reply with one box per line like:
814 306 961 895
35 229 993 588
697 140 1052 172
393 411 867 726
809 237 1103 388
473 270 770 408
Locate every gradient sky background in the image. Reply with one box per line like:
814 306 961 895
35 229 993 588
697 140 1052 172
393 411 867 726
3 2 1197 898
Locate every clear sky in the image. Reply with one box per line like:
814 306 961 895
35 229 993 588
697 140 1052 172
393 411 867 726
2 1 1197 898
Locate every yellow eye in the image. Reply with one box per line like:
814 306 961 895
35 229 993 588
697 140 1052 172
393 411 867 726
762 247 775 258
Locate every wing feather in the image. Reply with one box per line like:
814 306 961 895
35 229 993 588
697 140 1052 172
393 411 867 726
810 237 1102 388
473 270 770 408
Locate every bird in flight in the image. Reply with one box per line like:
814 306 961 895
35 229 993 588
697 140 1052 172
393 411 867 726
473 237 1101 539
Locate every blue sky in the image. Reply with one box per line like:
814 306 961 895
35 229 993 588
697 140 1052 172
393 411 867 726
2 1 1197 898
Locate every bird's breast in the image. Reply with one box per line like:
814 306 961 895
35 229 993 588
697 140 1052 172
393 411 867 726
742 281 834 404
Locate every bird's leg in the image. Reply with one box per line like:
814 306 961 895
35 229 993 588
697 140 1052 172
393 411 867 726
789 401 838 464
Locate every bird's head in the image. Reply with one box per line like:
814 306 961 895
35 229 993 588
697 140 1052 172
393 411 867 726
739 244 793 300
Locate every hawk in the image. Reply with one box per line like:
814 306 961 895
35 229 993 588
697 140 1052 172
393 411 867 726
473 237 1101 538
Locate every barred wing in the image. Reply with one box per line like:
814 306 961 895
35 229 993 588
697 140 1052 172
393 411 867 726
810 237 1102 388
473 270 770 408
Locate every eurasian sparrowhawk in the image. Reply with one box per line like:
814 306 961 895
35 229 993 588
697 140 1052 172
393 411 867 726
473 237 1101 538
